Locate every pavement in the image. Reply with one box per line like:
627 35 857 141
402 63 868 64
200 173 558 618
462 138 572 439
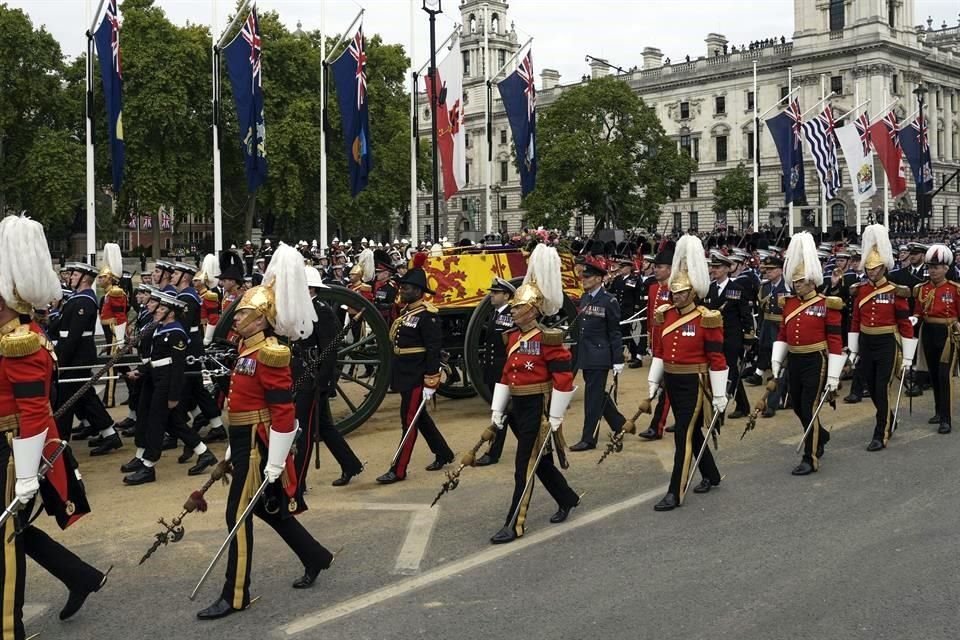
22 372 960 640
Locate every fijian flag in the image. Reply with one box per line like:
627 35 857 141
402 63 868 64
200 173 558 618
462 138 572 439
331 27 372 197
93 0 125 194
766 99 806 205
898 112 934 191
497 51 537 196
801 107 841 200
225 5 267 192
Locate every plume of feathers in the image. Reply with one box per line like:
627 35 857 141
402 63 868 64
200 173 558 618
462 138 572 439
200 253 220 288
357 247 375 281
860 224 894 271
263 243 317 340
523 244 563 316
669 234 710 299
925 243 954 266
783 231 823 290
102 243 123 278
0 215 63 309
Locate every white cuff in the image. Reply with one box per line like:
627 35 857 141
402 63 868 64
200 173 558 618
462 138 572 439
900 336 919 363
113 324 126 344
203 324 216 345
647 357 664 387
13 430 48 480
827 353 847 381
549 387 576 420
847 332 859 355
267 428 297 470
771 341 788 377
491 383 511 413
708 368 729 399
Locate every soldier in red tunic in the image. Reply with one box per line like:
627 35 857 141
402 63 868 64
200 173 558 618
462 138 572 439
847 225 917 451
194 254 223 346
637 247 675 441
646 235 728 511
197 244 334 620
489 245 579 544
97 242 128 408
0 215 109 640
914 244 960 434
771 232 845 476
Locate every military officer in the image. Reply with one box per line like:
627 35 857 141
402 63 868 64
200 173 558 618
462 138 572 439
372 250 399 327
704 253 754 419
638 247 675 440
118 283 156 438
888 243 929 398
96 243 129 409
747 254 788 418
608 255 643 367
152 260 178 294
570 257 626 451
194 254 222 346
475 278 516 466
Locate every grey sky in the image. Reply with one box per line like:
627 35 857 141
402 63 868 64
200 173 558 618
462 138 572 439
8 0 960 85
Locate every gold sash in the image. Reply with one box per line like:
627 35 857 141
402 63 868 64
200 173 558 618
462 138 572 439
858 283 895 309
660 309 702 338
507 327 543 357
784 295 823 325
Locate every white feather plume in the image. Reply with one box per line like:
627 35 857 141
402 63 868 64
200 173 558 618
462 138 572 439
669 234 710 299
357 248 375 281
925 243 954 266
264 243 317 340
524 244 563 316
782 231 823 290
0 215 63 309
861 224 894 270
200 253 220 288
102 243 123 278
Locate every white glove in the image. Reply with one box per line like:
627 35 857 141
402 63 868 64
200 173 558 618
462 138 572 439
13 430 47 505
613 363 624 376
203 324 216 346
422 386 436 400
826 353 846 392
900 337 919 368
548 416 563 432
709 368 729 414
771 341 788 379
491 411 507 429
712 394 729 413
647 357 664 399
265 428 297 483
223 445 232 463
847 332 860 365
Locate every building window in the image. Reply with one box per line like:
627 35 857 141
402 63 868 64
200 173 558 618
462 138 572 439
831 203 846 227
463 51 471 76
689 211 699 231
888 0 896 27
680 101 690 119
461 197 467 211
425 223 432 239
715 135 728 163
831 75 843 95
469 14 477 33
465 132 471 149
680 135 691 156
689 181 698 198
500 161 509 183
491 13 499 34
672 211 682 232
692 138 700 162
780 86 789 101
500 129 508 144
892 73 899 95
715 96 726 115
747 132 756 160
465 163 471 185
498 49 507 70
747 91 755 111
829 0 845 31
425 204 431 220
500 195 508 210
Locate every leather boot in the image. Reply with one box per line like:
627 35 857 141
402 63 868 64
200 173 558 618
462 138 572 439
791 461 815 475
177 446 194 464
376 471 403 484
637 428 661 440
59 565 111 620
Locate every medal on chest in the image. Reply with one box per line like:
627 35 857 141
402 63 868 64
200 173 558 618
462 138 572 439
517 339 541 356
402 314 420 328
681 322 697 337
235 357 257 376
584 304 606 318
804 304 826 318
495 313 513 328
875 293 893 305
942 291 955 305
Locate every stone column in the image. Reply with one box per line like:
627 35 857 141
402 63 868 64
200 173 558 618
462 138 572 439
943 87 954 162
927 83 939 161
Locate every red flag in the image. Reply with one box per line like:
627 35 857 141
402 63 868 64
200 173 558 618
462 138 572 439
423 48 465 200
868 112 907 198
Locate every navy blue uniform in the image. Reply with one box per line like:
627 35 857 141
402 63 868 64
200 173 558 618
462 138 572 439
703 278 753 416
574 287 626 446
757 277 788 414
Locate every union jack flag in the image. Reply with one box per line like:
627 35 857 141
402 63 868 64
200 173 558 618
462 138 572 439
882 111 901 149
349 28 367 110
497 50 538 196
911 110 928 152
518 52 536 120
159 208 173 231
854 112 871 155
785 99 803 150
241 7 262 89
105 0 121 77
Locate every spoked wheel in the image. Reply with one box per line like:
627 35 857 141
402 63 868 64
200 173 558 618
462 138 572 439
436 310 477 399
464 278 580 404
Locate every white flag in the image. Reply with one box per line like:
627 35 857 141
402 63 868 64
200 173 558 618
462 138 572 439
835 117 878 203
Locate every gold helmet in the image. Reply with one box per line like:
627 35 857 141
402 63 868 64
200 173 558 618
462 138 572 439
861 224 894 271
510 281 545 313
668 270 693 294
510 245 562 316
668 235 709 297
235 285 276 326
99 243 123 282
349 264 363 277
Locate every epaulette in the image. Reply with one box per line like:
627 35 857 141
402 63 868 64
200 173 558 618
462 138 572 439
502 327 519 345
849 282 862 293
420 301 439 314
0 326 40 358
654 303 672 325
203 290 220 303
913 283 923 297
894 285 911 298
825 296 844 311
777 293 790 307
257 338 291 368
107 286 126 298
698 307 722 329
541 327 564 346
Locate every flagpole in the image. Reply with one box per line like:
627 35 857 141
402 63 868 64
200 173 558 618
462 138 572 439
855 81 862 235
483 3 491 234
85 0 98 264
212 0 223 253
752 60 758 233
409 0 418 249
320 1 328 256
820 74 827 236
788 66 793 238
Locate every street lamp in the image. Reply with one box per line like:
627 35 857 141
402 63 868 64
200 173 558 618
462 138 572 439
423 0 442 242
913 84 928 233
492 184 502 235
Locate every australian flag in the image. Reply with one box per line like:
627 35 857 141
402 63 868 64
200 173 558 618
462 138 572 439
898 112 934 191
93 0 125 194
331 27 372 197
497 51 537 196
766 100 806 205
225 6 267 192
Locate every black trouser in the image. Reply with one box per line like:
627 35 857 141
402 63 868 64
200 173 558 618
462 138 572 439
647 391 672 435
724 340 750 414
391 386 453 479
921 323 955 426
485 382 510 461
664 372 720 501
127 374 143 415
0 441 103 640
860 333 898 444
579 368 625 445
294 385 362 478
505 393 578 537
182 367 221 423
787 351 829 468
143 381 202 463
221 426 332 609
757 320 782 413
56 373 114 442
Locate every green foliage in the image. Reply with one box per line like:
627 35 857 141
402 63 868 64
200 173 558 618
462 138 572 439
712 163 768 229
524 76 697 232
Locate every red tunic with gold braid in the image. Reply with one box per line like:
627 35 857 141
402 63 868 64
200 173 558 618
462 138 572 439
349 281 374 302
500 326 573 392
851 279 914 337
776 292 844 354
198 286 221 328
650 304 727 371
914 280 960 321
646 281 671 345
99 285 128 328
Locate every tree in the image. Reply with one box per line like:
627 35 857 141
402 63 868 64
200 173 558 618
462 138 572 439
712 163 768 231
524 76 697 231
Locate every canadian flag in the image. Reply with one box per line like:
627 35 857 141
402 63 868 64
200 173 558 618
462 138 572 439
424 47 465 200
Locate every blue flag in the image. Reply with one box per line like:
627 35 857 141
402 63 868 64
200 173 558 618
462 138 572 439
766 100 806 205
898 116 933 190
93 0 125 194
497 52 537 196
331 27 372 197
225 7 267 192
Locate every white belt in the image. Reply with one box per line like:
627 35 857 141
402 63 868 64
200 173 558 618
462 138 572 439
141 358 150 364
151 357 172 368
59 331 94 337
189 327 199 333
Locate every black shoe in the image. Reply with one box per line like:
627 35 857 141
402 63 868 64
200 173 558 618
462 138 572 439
118 423 137 437
197 598 242 620
188 450 217 476
654 493 678 511
628 359 643 369
59 565 111 621
569 441 595 452
332 470 360 487
549 498 579 524
292 566 322 589
192 414 210 431
866 439 885 452
90 433 122 456
474 453 498 466
376 471 403 484
762 408 776 419
743 374 763 386
161 435 178 451
87 434 105 447
928 415 941 425
938 422 952 435
843 394 861 404
120 457 144 473
123 467 156 485
791 461 815 476
693 478 720 494
73 425 98 441
665 425 676 433
816 430 830 459
637 428 661 440
425 458 451 471
178 446 194 464
490 527 518 544
905 385 923 398
204 426 228 443
728 410 747 419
